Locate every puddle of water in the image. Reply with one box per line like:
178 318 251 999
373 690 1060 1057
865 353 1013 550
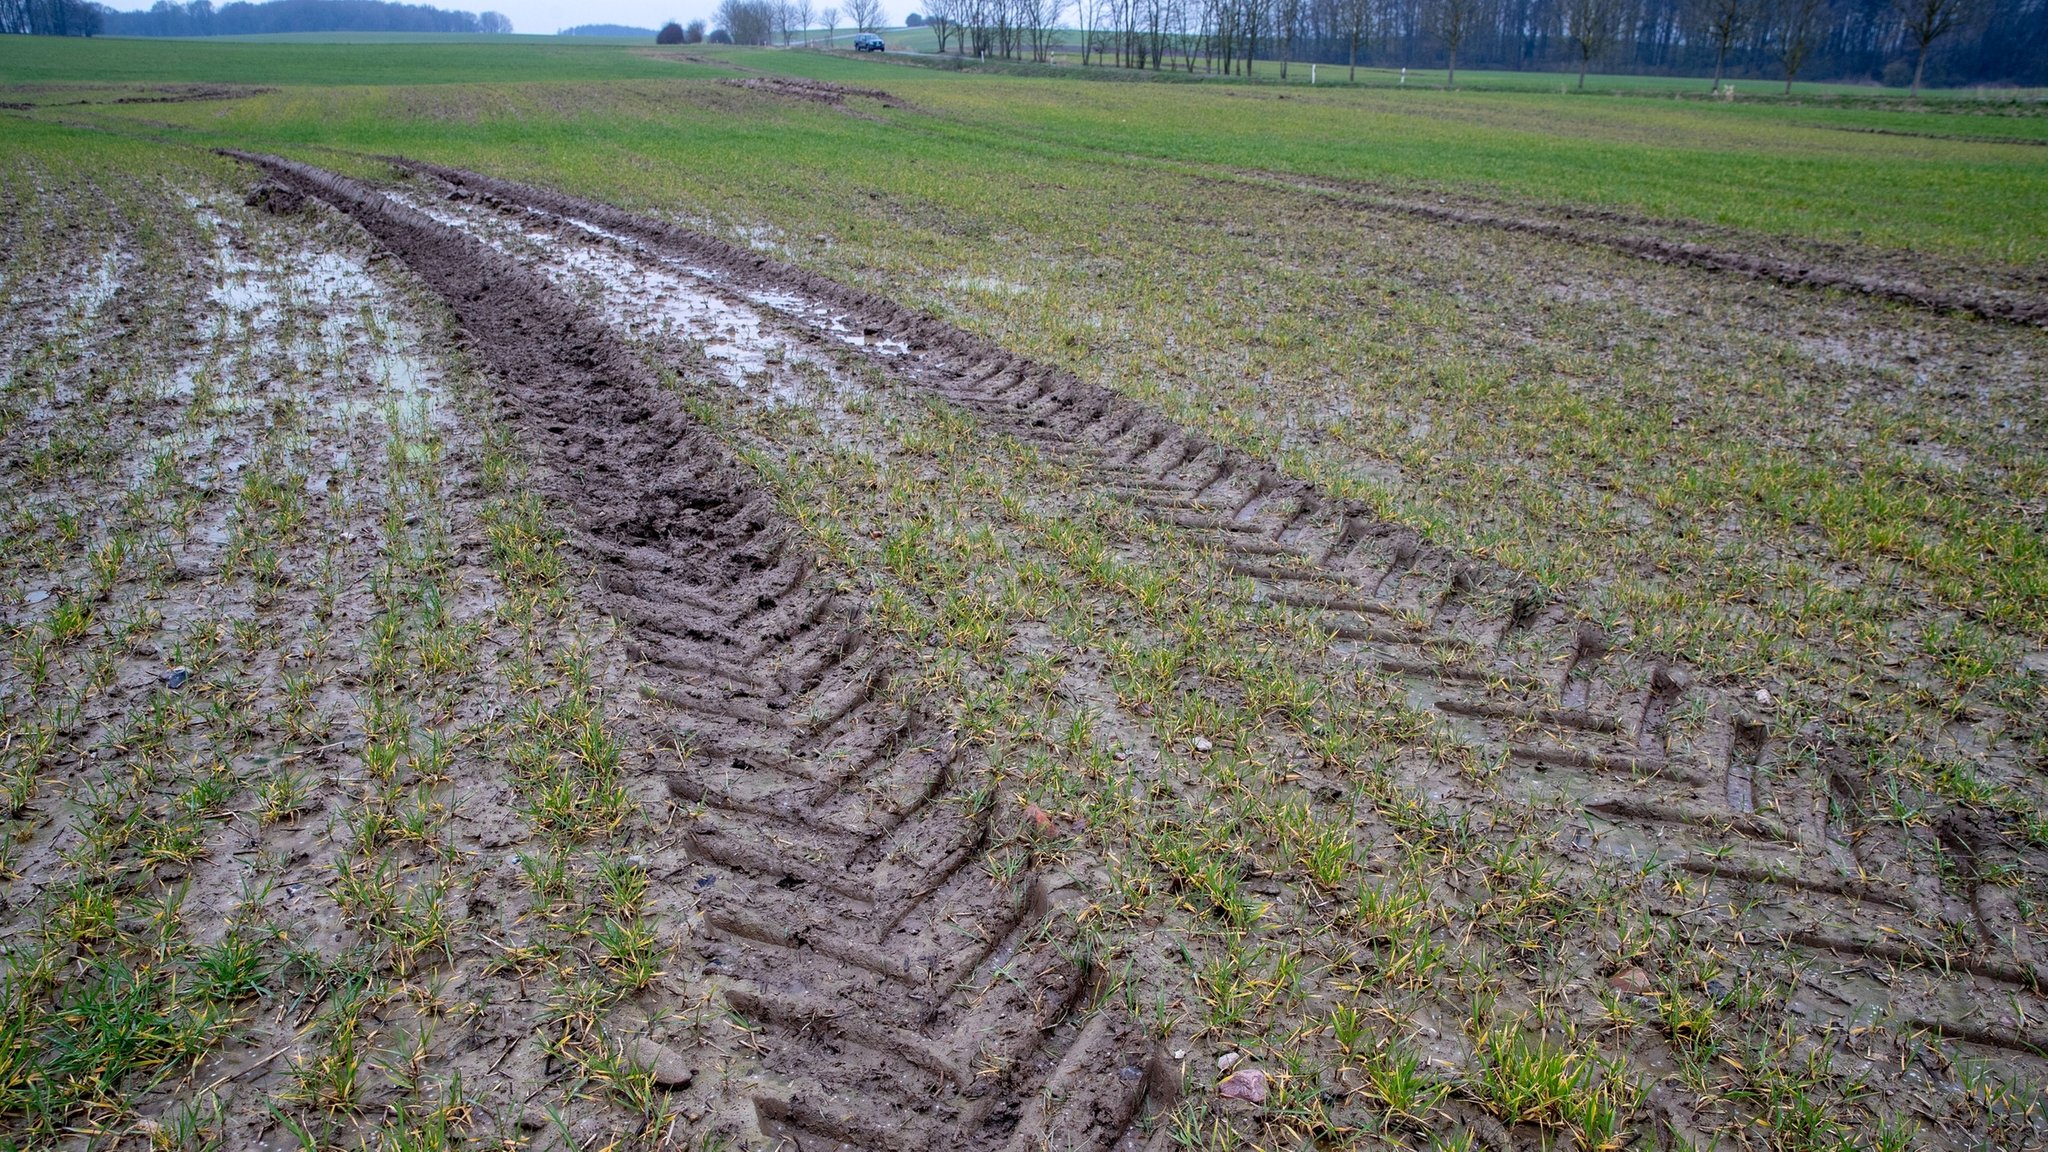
70 250 126 316
552 207 914 359
184 199 449 429
945 274 1030 298
397 189 871 408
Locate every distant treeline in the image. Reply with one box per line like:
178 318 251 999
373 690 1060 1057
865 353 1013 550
930 0 2045 87
2 0 513 36
2 0 103 32
559 21 656 34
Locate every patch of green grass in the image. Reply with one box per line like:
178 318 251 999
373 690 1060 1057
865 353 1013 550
11 37 2044 261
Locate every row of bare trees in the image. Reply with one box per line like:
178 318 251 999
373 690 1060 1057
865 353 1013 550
913 0 2037 88
0 0 99 33
704 0 885 42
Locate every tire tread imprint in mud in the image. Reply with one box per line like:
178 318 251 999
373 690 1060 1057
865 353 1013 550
1254 170 2048 328
225 152 1169 1152
387 158 2048 1073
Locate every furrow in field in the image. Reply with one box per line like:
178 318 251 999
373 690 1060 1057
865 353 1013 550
228 151 1171 1152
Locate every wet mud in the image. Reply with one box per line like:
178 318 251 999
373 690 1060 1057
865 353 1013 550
227 151 1174 1151
720 77 898 107
377 156 2048 1133
214 150 2048 1146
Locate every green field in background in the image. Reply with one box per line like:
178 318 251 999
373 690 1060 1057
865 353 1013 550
2 35 2043 262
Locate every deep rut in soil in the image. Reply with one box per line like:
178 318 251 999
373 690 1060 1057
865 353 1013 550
380 159 2048 1079
229 152 1174 1152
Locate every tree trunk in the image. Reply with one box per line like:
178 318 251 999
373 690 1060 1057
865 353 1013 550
1349 34 1357 80
1447 46 1455 86
1578 55 1587 89
1711 45 1725 90
1912 41 1927 94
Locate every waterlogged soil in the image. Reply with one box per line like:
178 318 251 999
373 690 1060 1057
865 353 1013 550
0 177 758 1149
4 143 2046 1152
238 157 2048 1148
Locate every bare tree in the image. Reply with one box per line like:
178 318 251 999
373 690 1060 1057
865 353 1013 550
1427 0 1479 85
1690 0 1752 90
1896 0 1966 95
1239 0 1270 72
1275 0 1303 76
718 0 777 41
848 0 885 30
1563 0 1620 88
926 0 957 48
821 3 839 39
1077 0 1103 61
1016 0 1066 59
1174 0 1201 69
1335 0 1373 79
792 0 814 41
1771 0 1825 92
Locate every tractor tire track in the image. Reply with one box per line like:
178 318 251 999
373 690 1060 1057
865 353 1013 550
225 152 1172 1152
377 159 2048 1081
1241 170 2048 328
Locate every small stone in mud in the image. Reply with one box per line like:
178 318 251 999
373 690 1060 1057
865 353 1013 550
628 1037 696 1087
1192 736 1215 753
1118 1065 1145 1083
1216 1051 1239 1071
1608 966 1653 995
1217 1068 1267 1103
161 666 191 689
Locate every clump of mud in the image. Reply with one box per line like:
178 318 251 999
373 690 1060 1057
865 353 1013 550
243 181 305 215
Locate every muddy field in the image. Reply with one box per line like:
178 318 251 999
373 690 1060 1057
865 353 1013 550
3 124 2045 1152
